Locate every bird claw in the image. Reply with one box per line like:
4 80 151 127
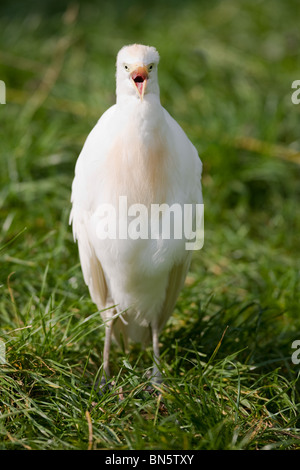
94 375 111 396
151 372 162 384
149 365 163 386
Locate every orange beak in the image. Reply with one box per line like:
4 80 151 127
130 65 148 101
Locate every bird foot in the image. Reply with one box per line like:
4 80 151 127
94 375 111 396
144 368 163 394
150 365 163 385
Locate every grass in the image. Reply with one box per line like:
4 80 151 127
0 0 300 450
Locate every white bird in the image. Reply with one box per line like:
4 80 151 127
70 44 203 387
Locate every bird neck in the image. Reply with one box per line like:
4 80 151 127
115 94 166 144
116 93 161 107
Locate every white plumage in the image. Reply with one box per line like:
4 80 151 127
70 44 203 385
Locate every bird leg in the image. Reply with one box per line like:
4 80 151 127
151 320 162 385
97 319 113 392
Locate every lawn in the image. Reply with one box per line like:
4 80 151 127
0 0 300 450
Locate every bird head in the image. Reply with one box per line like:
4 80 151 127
116 44 160 102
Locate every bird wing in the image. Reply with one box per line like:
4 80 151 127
158 254 192 333
70 106 117 310
163 107 203 206
72 212 108 309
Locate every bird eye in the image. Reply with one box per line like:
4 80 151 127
124 64 129 71
148 64 153 71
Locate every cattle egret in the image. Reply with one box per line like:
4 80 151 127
70 44 203 388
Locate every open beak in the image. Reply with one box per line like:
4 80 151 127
130 65 148 101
